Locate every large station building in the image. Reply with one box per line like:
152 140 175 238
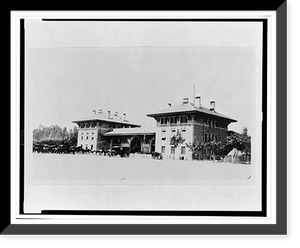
72 97 237 159
147 97 237 159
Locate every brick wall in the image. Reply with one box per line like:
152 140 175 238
193 121 228 144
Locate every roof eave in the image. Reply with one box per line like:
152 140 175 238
147 110 237 123
147 110 196 118
72 119 141 127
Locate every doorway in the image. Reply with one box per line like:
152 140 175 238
130 137 141 153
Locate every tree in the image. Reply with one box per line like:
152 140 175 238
210 140 222 161
32 124 78 147
62 127 69 141
186 139 199 159
33 127 43 141
169 129 186 159
69 126 78 146
186 139 204 160
240 127 251 156
225 127 251 162
226 131 245 154
170 130 186 148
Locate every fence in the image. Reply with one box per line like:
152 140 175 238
223 154 251 164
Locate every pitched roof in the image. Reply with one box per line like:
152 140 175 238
72 113 141 127
104 127 156 136
147 102 237 122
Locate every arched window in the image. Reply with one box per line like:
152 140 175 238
207 119 210 126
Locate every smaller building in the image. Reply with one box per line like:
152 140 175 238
72 110 141 151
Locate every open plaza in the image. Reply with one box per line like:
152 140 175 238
30 153 251 183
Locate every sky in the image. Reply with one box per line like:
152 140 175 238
26 20 262 135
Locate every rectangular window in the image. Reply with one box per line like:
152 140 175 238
161 146 165 153
92 137 94 140
180 116 187 123
171 147 175 154
91 144 93 150
181 130 186 139
86 136 88 140
181 147 186 155
161 118 167 125
170 117 177 124
81 136 83 140
162 137 166 141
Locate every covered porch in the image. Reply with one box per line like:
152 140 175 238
103 127 156 154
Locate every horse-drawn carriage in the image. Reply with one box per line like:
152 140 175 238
151 151 163 159
94 146 129 157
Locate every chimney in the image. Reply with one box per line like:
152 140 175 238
92 109 96 114
123 113 127 121
108 110 111 119
195 96 201 108
168 102 172 107
183 97 189 104
98 109 102 114
210 101 215 111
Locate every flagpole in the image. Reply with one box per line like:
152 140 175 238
193 83 195 105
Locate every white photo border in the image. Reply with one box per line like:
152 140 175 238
6 6 287 235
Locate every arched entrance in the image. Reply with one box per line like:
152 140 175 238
130 136 142 153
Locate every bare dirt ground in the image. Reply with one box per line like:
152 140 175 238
30 153 251 183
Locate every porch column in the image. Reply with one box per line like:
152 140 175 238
109 139 113 151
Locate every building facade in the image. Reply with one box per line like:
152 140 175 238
147 97 237 160
72 110 141 151
72 97 236 160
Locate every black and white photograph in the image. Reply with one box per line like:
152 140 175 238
23 17 262 214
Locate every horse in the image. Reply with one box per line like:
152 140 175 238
151 152 163 160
